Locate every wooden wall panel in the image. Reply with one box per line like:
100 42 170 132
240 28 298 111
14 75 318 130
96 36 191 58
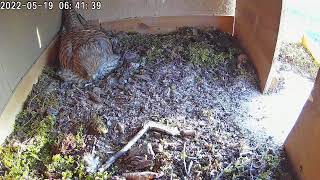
234 0 283 92
285 70 320 179
78 0 235 35
77 0 236 35
0 5 61 115
0 38 59 143
101 16 234 34
76 0 236 22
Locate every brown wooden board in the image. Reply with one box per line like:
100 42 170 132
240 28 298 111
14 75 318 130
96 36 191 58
76 0 235 34
285 70 320 179
233 0 283 92
76 0 236 22
100 16 234 34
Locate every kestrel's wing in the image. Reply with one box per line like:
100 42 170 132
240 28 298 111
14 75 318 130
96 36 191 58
59 38 73 69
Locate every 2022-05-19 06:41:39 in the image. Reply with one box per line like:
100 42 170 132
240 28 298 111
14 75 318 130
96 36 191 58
58 1 102 10
0 1 102 10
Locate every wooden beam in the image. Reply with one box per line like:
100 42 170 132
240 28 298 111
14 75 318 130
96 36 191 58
234 0 283 92
285 70 320 179
76 0 236 22
100 16 234 34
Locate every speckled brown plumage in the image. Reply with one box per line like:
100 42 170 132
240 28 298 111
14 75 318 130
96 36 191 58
59 1 120 80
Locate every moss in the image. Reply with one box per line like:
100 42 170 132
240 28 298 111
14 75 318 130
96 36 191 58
14 113 56 141
85 172 111 180
75 126 85 146
220 152 284 179
188 42 230 67
87 116 108 135
0 122 88 179
146 46 166 61
0 92 105 179
120 33 170 62
0 146 34 178
46 154 86 179
279 42 320 79
1 28 250 179
0 116 56 179
0 70 61 179
118 27 242 66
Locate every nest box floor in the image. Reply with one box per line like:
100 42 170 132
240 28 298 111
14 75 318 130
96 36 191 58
0 28 294 179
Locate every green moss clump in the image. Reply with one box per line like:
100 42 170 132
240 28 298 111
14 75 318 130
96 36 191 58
220 152 285 179
87 116 108 135
0 115 56 179
146 46 166 62
0 68 61 179
279 42 320 79
86 171 112 180
118 27 242 67
14 111 56 141
0 113 88 179
0 146 33 178
46 154 86 179
188 42 230 67
75 126 85 147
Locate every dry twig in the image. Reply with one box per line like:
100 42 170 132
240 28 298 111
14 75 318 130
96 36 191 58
187 160 194 177
183 142 188 175
99 121 180 172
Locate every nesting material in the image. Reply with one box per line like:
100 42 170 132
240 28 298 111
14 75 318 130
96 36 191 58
0 28 291 179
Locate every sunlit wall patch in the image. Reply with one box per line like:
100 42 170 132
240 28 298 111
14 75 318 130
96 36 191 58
36 26 42 49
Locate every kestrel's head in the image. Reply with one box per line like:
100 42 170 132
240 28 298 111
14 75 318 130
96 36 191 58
78 38 120 80
80 52 120 80
93 54 121 79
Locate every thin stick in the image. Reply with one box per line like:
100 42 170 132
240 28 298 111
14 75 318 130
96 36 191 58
99 124 149 172
187 160 194 177
148 121 180 136
170 168 174 180
99 121 180 172
214 162 233 180
28 94 38 109
183 142 188 176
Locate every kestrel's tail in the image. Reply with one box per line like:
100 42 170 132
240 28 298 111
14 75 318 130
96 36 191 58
62 0 83 31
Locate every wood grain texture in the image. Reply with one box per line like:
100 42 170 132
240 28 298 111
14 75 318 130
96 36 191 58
76 0 236 22
100 16 234 34
234 0 283 92
0 37 59 144
285 70 320 179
